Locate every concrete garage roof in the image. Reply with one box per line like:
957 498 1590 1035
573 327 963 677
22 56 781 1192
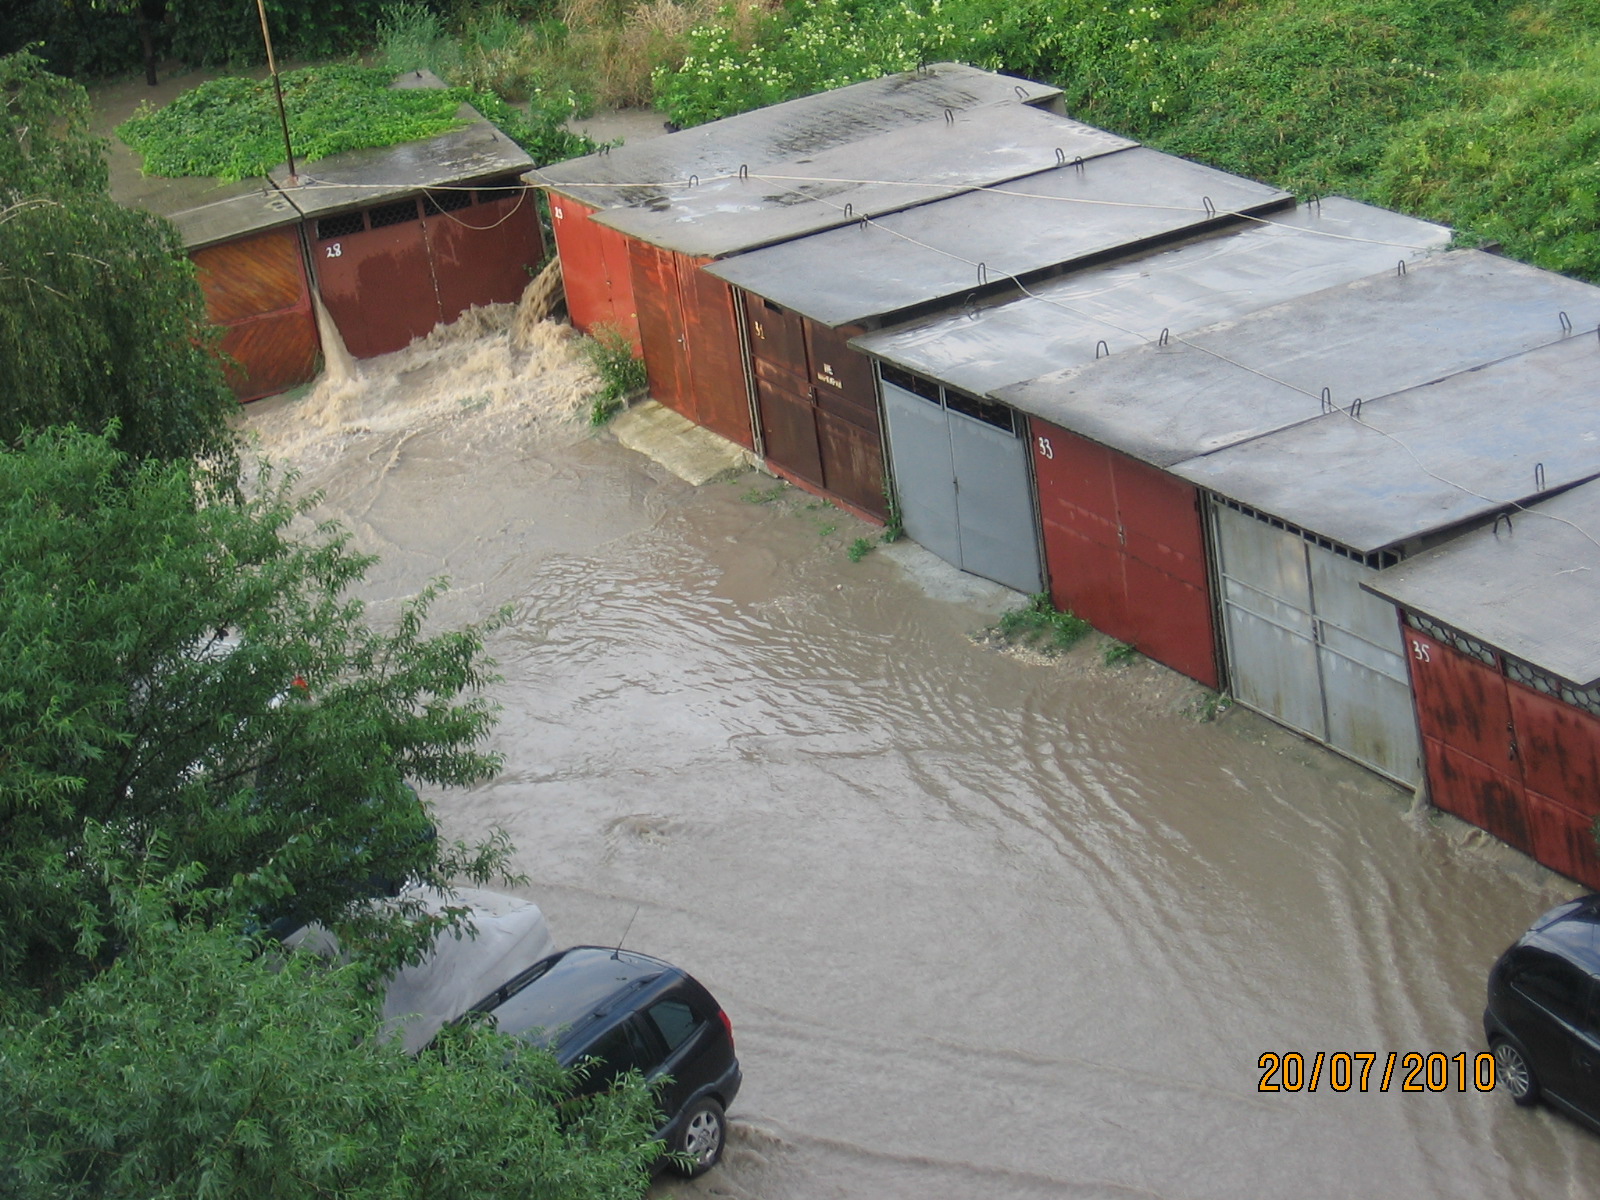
851 198 1450 391
270 106 533 218
705 146 1292 327
585 103 1130 258
994 250 1600 467
1170 333 1600 553
533 62 1063 213
1365 479 1600 687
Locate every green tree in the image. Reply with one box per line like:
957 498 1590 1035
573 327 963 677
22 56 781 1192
0 51 237 465
0 867 662 1199
0 427 509 995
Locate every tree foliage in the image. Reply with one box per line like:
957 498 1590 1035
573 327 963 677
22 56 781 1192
0 51 237 464
0 868 662 1200
0 427 511 994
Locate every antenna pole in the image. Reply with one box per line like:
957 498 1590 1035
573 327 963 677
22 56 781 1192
256 0 297 186
612 904 641 958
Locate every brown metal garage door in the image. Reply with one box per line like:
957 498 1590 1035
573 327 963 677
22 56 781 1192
190 226 319 402
549 194 641 352
743 294 885 521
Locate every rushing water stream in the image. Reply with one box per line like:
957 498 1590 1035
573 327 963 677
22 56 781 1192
244 322 1600 1200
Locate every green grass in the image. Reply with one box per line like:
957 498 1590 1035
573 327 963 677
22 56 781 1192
847 537 874 562
990 593 1092 655
1102 639 1140 666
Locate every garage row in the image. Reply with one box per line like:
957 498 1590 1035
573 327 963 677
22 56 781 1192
531 64 1600 891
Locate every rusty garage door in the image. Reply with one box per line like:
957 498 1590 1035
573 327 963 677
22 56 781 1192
1030 420 1218 687
549 194 641 352
631 242 752 449
743 294 885 521
1210 499 1420 784
879 365 1040 594
311 179 546 360
1404 617 1600 888
190 225 319 402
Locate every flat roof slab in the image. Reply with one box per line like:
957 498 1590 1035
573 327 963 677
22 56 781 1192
1366 479 1600 686
853 198 1450 394
534 63 1063 211
705 146 1289 325
1172 333 1600 552
997 250 1600 466
272 108 532 218
167 186 303 249
589 104 1129 258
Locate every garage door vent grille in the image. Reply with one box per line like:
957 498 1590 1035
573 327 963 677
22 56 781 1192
1404 612 1496 666
317 211 364 240
424 188 475 215
368 199 420 229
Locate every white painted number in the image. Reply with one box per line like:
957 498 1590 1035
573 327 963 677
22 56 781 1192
325 243 342 258
1411 639 1431 663
1037 435 1054 460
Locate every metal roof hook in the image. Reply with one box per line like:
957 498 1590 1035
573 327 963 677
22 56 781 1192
1073 155 1085 174
1350 396 1363 418
1055 147 1066 166
843 202 853 218
1305 192 1322 213
977 261 988 286
688 173 698 188
944 107 956 124
1559 310 1573 335
1158 327 1170 347
1535 461 1547 490
858 217 869 232
963 292 979 319
1014 84 1029 99
1095 339 1110 360
1396 259 1406 277
1494 512 1514 537
1202 195 1217 217
738 163 749 180
1320 386 1334 414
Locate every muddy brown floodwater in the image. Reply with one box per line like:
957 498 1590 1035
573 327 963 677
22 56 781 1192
244 316 1600 1200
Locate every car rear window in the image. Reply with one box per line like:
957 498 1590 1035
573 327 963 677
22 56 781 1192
573 1019 658 1093
646 998 702 1052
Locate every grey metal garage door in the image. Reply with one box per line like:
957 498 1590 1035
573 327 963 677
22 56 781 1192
1210 501 1421 784
881 367 1042 595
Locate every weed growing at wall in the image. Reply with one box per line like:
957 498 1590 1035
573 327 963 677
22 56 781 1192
989 593 1091 655
582 324 646 425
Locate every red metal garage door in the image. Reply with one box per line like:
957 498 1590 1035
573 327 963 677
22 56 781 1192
629 243 754 450
550 195 641 352
1404 623 1600 887
190 226 319 402
425 179 545 324
1031 419 1217 687
311 199 436 359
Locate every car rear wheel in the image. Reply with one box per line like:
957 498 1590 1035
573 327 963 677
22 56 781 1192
669 1096 726 1178
1492 1039 1540 1107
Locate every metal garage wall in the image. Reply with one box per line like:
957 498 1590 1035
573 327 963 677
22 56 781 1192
880 368 1040 594
1029 419 1217 687
743 293 885 520
426 178 545 324
1211 501 1420 783
1404 619 1600 888
630 244 753 449
190 225 319 402
550 194 640 352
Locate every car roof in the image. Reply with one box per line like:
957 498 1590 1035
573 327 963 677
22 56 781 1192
1521 895 1600 973
478 946 677 1048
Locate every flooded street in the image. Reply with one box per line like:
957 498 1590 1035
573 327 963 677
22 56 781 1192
246 321 1600 1200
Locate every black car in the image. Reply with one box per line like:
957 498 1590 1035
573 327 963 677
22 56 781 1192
1484 894 1600 1132
467 946 742 1176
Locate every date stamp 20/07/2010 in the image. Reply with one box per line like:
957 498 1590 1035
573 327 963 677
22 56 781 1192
1257 1051 1498 1094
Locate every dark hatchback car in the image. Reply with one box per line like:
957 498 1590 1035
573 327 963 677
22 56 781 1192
1484 894 1600 1132
467 946 742 1176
